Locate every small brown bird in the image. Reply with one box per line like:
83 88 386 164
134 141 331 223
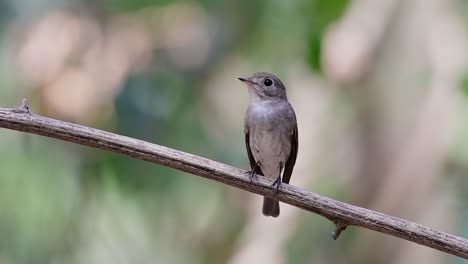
239 72 298 217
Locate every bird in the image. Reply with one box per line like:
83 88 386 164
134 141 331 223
239 72 298 217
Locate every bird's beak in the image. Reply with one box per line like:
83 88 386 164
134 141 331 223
238 77 256 85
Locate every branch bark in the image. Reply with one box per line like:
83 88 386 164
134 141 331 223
0 103 467 259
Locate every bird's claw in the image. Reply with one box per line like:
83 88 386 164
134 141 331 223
272 176 281 193
245 170 259 184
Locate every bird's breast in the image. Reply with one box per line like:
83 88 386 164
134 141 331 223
246 101 294 178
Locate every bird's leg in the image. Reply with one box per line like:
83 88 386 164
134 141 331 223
272 162 283 193
245 162 260 183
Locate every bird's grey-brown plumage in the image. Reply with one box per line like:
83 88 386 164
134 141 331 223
239 72 298 217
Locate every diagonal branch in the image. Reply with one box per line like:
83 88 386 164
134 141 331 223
0 102 467 259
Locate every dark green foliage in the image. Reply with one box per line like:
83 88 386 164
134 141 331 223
305 0 349 72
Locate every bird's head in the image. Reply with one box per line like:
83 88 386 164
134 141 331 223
239 72 287 101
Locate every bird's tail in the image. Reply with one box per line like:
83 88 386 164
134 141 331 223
262 197 280 217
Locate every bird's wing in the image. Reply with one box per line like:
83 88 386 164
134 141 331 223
245 129 264 175
282 126 298 184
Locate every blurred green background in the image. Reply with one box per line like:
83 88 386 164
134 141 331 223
1 0 468 263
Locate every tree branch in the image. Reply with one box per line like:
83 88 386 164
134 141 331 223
0 101 467 259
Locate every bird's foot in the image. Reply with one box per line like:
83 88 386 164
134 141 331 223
245 170 258 184
272 176 281 193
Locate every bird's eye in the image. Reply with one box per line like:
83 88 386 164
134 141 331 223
264 78 273 86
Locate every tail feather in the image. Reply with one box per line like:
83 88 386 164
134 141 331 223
262 197 280 217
